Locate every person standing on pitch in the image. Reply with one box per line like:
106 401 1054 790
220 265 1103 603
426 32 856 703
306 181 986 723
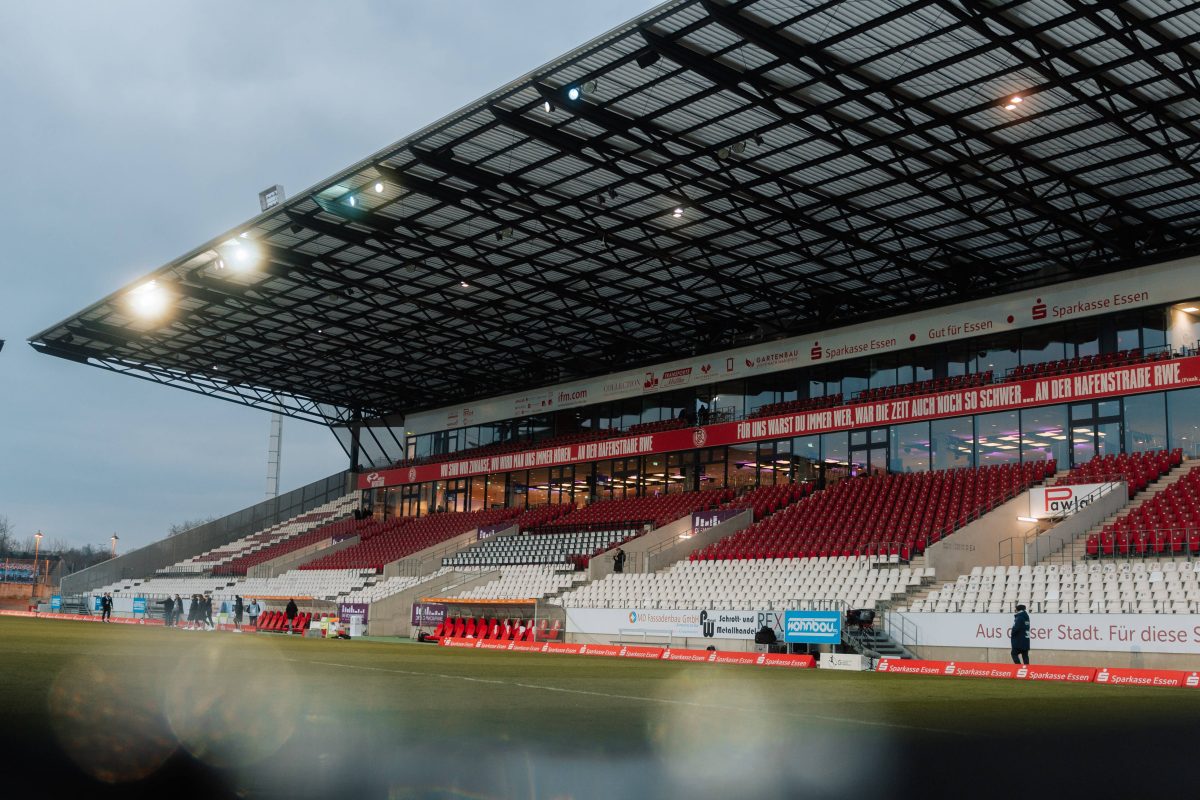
101 593 112 622
174 595 183 628
248 598 261 629
285 598 299 633
204 594 215 630
1010 604 1031 665
163 595 174 627
233 595 244 631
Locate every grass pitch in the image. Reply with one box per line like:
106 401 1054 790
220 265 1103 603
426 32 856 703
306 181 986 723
2 616 1197 799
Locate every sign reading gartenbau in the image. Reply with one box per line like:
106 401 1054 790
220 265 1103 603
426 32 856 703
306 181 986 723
784 610 841 644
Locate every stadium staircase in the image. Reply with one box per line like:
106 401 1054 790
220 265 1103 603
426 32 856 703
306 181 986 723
1074 462 1192 564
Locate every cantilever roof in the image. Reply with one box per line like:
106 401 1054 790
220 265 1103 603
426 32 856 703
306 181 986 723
30 0 1200 429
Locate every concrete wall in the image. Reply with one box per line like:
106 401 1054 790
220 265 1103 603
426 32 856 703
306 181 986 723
247 535 361 578
62 470 353 595
384 527 492 578
368 569 500 637
587 519 681 580
647 511 752 573
585 511 751 581
924 492 1029 580
908 644 1200 670
1023 484 1127 565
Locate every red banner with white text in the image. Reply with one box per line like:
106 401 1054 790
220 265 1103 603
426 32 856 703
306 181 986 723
363 356 1200 488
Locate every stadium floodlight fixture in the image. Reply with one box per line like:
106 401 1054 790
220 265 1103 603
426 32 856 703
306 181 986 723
460 280 470 288
542 100 555 113
374 182 384 193
672 206 684 218
347 195 357 207
226 239 260 272
127 280 170 319
1183 306 1199 313
567 86 581 101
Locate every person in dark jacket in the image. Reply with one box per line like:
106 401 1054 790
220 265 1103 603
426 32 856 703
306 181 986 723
174 595 183 628
233 595 244 631
204 595 214 629
1011 604 1031 665
162 596 174 627
613 548 627 574
285 599 299 633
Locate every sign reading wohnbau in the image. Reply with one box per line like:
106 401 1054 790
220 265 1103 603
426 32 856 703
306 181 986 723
784 610 842 644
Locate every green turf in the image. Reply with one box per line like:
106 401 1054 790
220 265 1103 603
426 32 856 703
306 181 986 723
4 616 1199 798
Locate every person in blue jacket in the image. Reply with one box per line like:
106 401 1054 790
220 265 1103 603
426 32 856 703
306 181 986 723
1010 604 1031 665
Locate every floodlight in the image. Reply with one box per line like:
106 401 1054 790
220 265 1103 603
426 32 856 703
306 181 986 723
223 238 260 272
672 207 684 218
567 86 581 101
128 280 169 318
374 182 384 193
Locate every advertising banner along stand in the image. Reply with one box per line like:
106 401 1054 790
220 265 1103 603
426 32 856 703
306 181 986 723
887 612 1200 655
563 607 786 641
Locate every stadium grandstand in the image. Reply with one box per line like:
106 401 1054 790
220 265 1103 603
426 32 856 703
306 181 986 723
29 0 1200 679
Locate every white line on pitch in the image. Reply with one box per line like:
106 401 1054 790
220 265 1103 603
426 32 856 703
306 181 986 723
290 658 965 736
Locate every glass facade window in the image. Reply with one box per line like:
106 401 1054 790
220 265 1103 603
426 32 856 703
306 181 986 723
1124 392 1167 454
977 337 1018 379
728 442 758 493
1168 387 1200 459
1020 405 1068 466
931 418 973 471
975 411 1021 465
821 432 849 484
1020 325 1066 369
869 354 897 389
889 422 930 473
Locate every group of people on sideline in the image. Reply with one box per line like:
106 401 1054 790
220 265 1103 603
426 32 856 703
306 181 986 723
157 594 260 631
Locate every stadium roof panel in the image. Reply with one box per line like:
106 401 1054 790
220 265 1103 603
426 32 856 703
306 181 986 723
29 0 1200 427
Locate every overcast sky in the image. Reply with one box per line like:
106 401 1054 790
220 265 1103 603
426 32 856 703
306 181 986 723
0 1 652 552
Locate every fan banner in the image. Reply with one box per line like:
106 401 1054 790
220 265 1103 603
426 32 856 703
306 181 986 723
363 354 1200 488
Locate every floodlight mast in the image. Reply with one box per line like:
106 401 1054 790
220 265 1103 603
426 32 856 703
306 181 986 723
259 185 286 499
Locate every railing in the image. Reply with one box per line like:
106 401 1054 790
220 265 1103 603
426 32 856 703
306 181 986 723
1083 526 1200 564
1000 481 1122 567
884 608 919 652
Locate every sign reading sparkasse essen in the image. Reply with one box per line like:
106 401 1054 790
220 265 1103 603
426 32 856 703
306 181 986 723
360 355 1200 489
404 256 1200 434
